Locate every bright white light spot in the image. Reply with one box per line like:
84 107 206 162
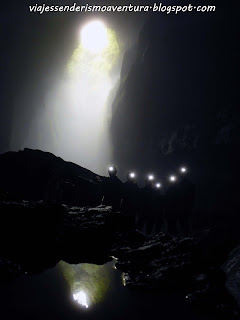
122 274 126 286
73 290 89 308
169 175 177 182
148 174 154 181
81 21 108 54
156 183 161 188
130 172 136 178
109 166 114 172
180 167 187 173
110 256 118 261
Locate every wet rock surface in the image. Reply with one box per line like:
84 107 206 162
223 246 240 310
111 231 239 318
0 200 239 318
113 234 197 290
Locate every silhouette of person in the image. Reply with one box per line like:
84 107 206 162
101 166 123 211
139 174 156 234
165 175 180 235
177 167 196 235
153 183 165 234
121 171 139 225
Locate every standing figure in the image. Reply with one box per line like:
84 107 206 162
121 171 139 226
153 182 165 234
165 175 180 235
101 166 123 211
178 167 196 236
139 174 156 234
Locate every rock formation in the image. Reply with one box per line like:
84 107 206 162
0 148 104 206
110 3 240 216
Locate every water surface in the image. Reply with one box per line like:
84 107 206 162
0 259 215 320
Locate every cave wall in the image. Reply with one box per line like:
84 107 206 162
110 3 240 215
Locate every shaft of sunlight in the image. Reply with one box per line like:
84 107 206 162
20 20 120 175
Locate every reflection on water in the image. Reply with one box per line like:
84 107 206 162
0 258 217 320
73 290 88 308
59 259 116 309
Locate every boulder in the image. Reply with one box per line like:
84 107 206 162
0 148 105 205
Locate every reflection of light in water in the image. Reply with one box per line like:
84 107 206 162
122 274 126 286
73 290 89 308
59 260 117 308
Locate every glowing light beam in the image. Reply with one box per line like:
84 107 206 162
81 21 108 54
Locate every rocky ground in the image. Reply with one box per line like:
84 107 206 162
0 149 239 318
0 200 239 319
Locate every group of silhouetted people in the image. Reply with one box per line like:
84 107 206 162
101 165 196 237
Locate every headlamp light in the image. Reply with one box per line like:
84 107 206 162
129 172 136 179
169 175 176 182
148 174 154 181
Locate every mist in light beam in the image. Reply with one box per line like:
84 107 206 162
13 22 120 175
